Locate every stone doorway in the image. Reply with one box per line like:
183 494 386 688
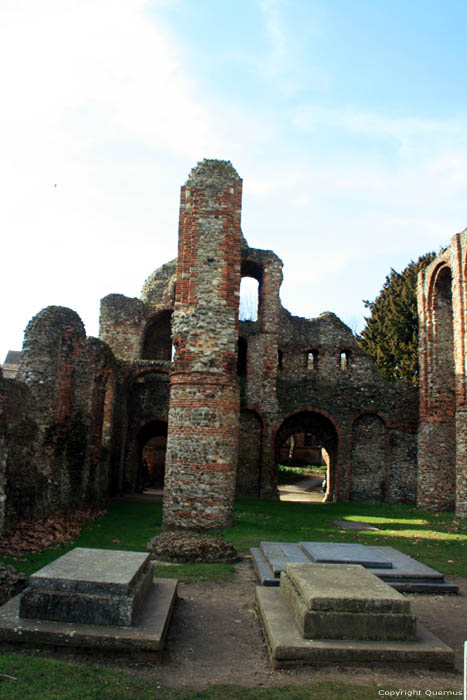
275 411 338 502
137 420 167 491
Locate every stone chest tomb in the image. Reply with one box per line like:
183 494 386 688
0 548 177 651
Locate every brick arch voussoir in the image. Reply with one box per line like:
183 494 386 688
129 415 168 443
130 365 170 382
427 261 453 315
271 406 342 451
350 410 388 430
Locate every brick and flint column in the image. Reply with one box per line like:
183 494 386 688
162 160 242 529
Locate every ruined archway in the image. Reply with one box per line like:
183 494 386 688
142 310 173 360
275 411 338 501
137 420 167 490
419 263 456 511
118 368 171 493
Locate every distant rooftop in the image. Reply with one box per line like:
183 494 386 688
2 350 22 379
3 351 22 365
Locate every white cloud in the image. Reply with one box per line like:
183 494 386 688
260 0 287 63
1 1 466 363
0 0 225 359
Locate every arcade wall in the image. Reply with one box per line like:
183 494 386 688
0 159 425 535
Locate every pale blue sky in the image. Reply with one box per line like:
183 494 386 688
2 0 467 361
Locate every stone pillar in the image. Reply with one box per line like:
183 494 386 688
417 230 467 518
162 160 242 529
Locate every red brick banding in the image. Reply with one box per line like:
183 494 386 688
162 160 243 529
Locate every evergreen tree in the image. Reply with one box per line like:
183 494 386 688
358 252 436 383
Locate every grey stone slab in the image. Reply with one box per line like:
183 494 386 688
20 564 153 626
256 585 455 669
0 580 178 652
27 548 151 596
251 542 459 594
284 563 410 614
258 542 311 579
19 548 154 626
250 548 277 586
280 543 311 563
299 542 393 569
260 542 290 577
388 580 459 594
366 546 444 580
280 568 416 641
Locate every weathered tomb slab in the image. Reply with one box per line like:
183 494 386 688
0 579 177 652
260 542 310 577
22 548 149 595
250 541 459 593
299 542 392 569
256 584 455 669
20 548 153 626
280 563 416 641
285 562 407 613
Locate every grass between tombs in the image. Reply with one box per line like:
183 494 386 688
2 498 467 579
0 499 465 699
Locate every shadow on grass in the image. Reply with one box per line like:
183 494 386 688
3 498 467 579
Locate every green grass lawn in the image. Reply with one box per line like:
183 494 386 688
1 498 465 699
4 497 467 579
277 464 326 483
0 654 385 700
227 499 467 579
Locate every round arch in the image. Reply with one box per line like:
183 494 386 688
141 309 173 361
136 419 168 490
274 410 339 501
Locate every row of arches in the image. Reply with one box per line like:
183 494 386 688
126 408 389 503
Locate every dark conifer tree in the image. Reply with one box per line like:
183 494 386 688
358 252 436 383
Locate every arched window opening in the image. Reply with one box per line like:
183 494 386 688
307 350 318 371
239 276 259 321
240 259 264 322
278 349 283 370
340 350 351 370
142 310 173 360
237 336 248 376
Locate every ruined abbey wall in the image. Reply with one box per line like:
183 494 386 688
418 230 467 519
0 158 430 535
0 307 117 531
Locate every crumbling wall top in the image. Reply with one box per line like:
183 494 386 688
140 259 177 306
279 308 357 348
185 159 241 189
